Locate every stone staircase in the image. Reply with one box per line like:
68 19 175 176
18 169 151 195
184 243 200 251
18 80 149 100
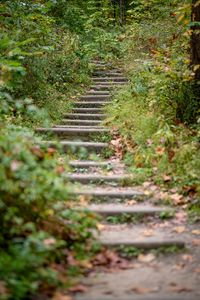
36 60 185 250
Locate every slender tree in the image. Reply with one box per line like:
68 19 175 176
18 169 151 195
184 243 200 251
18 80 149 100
191 0 200 80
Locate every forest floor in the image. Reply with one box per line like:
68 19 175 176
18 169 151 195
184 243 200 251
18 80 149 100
38 60 200 300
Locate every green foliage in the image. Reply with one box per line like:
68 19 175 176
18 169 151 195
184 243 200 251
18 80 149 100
0 125 98 299
106 0 200 197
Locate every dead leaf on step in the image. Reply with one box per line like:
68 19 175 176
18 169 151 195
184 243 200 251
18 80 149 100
131 286 159 294
175 211 187 223
78 195 89 206
169 284 192 293
191 229 200 235
69 284 88 293
173 263 185 270
181 254 193 262
192 239 200 246
194 268 200 273
52 292 73 300
126 200 137 206
173 226 186 234
138 253 155 263
97 223 106 231
142 229 154 237
170 193 185 205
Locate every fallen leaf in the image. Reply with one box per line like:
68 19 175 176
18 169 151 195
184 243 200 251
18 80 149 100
31 146 44 159
138 253 155 263
56 165 65 174
191 230 200 235
170 193 185 205
169 285 192 293
155 146 165 156
192 239 200 246
47 147 56 156
126 200 137 206
69 284 88 293
142 229 154 237
193 268 200 273
174 211 187 223
181 254 193 262
52 292 72 300
10 160 21 171
131 286 158 294
163 174 172 182
173 263 185 270
43 238 56 246
97 223 106 231
0 281 9 295
173 226 186 234
143 181 152 188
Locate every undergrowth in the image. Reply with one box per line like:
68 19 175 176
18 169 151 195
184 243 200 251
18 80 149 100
106 1 200 203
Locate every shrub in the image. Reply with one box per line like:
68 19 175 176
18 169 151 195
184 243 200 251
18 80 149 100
0 125 98 300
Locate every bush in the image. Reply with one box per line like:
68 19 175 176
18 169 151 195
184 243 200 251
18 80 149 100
0 125 98 300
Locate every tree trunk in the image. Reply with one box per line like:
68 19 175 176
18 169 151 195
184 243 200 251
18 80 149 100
119 0 125 25
191 0 200 80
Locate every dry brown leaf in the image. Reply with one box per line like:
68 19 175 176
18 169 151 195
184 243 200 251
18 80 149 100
181 254 193 262
138 253 155 263
173 226 186 234
131 286 158 294
174 211 187 223
163 174 172 182
191 229 200 235
0 281 9 295
97 223 106 231
194 268 200 273
155 146 165 156
43 238 56 246
169 285 192 293
126 200 137 206
69 284 88 293
52 292 73 300
142 229 154 237
143 181 152 188
56 165 65 174
192 239 200 246
173 263 185 270
170 193 185 205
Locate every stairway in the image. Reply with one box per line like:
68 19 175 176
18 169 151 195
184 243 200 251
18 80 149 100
36 60 185 250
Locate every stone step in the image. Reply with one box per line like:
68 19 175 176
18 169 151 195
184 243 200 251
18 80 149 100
63 113 106 120
69 160 111 168
79 95 110 101
91 84 122 91
36 127 109 137
102 238 185 249
91 60 109 65
93 72 124 77
72 108 104 114
70 187 144 199
54 125 105 129
81 204 173 217
74 101 109 108
62 119 103 126
45 140 108 153
92 77 127 82
93 82 127 86
100 225 185 249
87 90 110 95
65 174 131 184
